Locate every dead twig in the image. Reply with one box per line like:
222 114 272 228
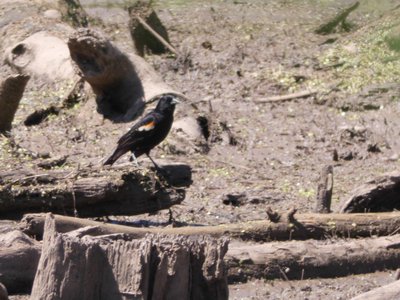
136 15 178 55
254 90 317 103
286 207 298 223
266 207 281 223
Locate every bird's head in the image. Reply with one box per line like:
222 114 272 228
155 94 180 113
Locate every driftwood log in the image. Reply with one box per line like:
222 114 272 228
0 167 185 219
20 211 400 241
351 279 400 300
227 234 400 282
0 230 41 294
68 28 185 123
30 214 228 300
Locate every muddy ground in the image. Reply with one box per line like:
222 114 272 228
4 0 400 298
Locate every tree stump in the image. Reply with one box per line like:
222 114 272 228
30 214 229 300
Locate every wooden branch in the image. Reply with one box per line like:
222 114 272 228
227 234 400 282
0 167 185 218
351 278 400 300
0 74 30 134
314 165 333 213
30 214 228 300
136 15 178 55
254 89 317 103
0 230 41 294
20 211 400 242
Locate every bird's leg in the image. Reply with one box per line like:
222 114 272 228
146 153 162 172
130 152 139 167
168 208 176 225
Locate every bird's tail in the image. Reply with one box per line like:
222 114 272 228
103 148 127 166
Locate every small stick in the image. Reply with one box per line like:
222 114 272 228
136 15 178 55
286 207 298 223
266 207 281 223
254 90 317 103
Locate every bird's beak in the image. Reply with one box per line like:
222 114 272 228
171 98 181 105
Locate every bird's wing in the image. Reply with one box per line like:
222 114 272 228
117 114 156 148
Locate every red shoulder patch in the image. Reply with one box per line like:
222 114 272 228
138 120 156 131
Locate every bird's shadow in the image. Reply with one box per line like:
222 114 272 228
152 163 193 187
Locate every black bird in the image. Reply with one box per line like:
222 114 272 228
104 95 179 168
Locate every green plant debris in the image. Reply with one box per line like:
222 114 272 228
317 17 400 93
298 187 315 198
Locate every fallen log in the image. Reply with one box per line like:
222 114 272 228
0 167 185 219
227 234 400 282
30 214 229 300
351 279 400 300
0 230 41 294
67 28 185 122
20 211 400 241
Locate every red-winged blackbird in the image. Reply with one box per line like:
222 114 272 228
104 95 179 167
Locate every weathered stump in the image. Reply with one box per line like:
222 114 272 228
30 214 229 300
